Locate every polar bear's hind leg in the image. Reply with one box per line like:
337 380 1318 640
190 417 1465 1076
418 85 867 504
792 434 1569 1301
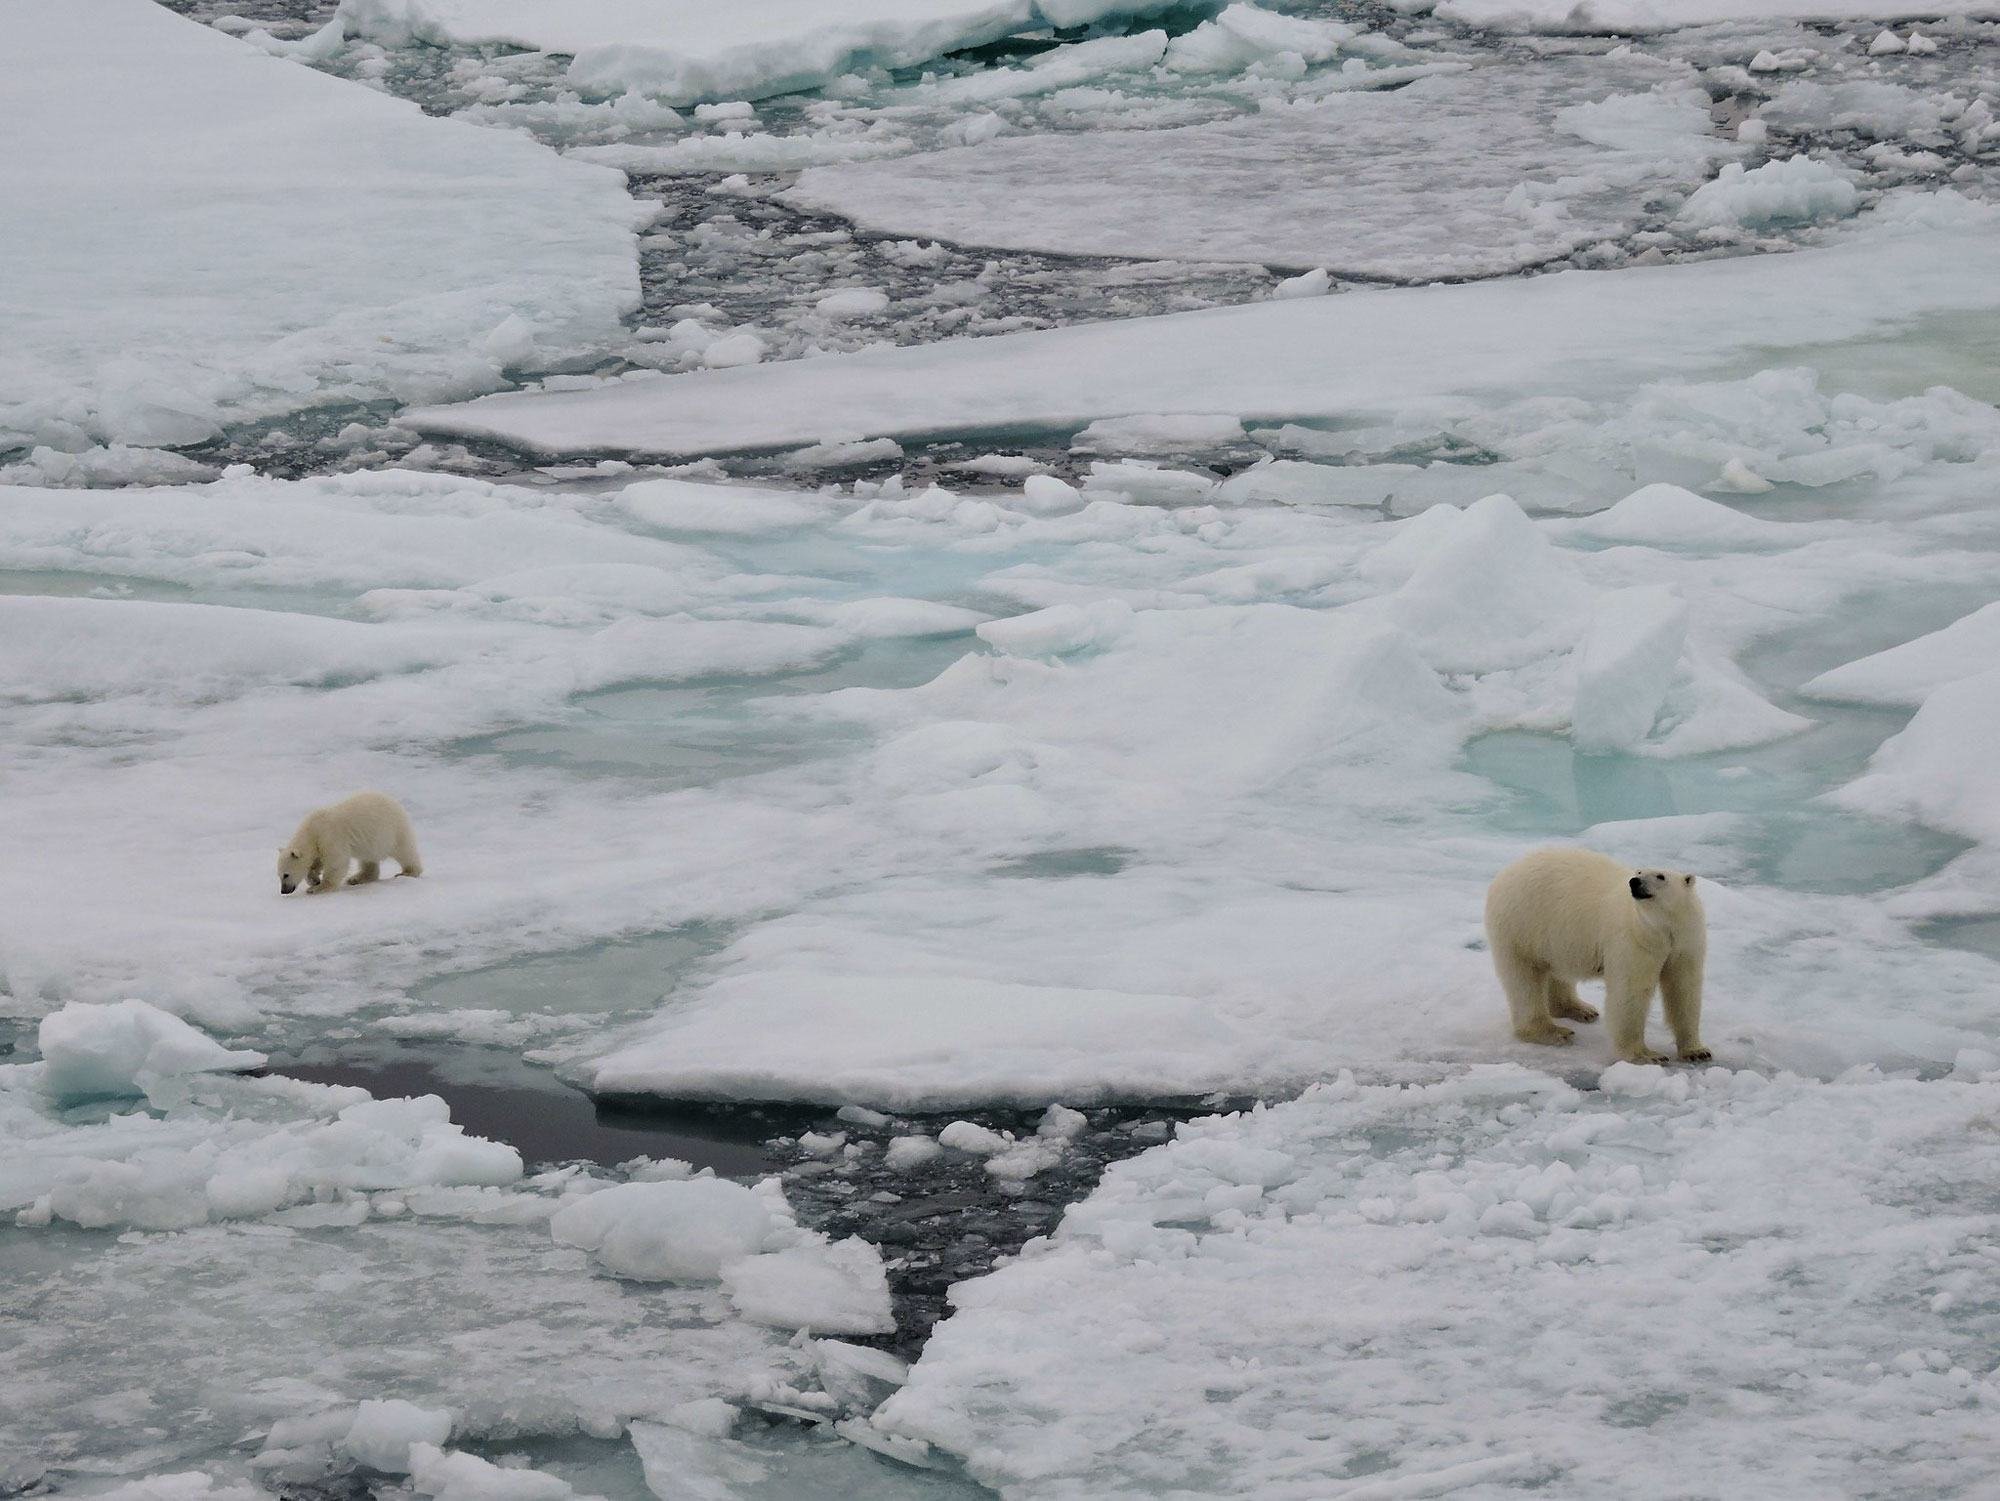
1496 948 1573 1045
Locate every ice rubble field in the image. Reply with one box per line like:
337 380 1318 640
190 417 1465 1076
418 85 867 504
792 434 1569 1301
6 0 2000 1499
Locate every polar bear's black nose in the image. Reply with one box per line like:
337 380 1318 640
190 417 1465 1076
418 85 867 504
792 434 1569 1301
1629 875 1651 900
281 880 295 894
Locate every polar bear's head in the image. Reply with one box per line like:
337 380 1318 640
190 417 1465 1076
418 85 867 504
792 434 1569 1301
277 843 319 895
1628 868 1695 904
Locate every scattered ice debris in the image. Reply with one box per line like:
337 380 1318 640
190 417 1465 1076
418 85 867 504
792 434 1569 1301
548 1174 894 1333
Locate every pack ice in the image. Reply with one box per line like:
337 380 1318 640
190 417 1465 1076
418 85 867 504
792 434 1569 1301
338 0 1213 105
0 0 643 455
786 60 1740 279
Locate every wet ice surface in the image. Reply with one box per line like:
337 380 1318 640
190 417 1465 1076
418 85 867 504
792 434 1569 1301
9 2 2000 1499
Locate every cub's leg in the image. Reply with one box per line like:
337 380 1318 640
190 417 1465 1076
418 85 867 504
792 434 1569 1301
312 846 352 893
350 860 381 885
1606 960 1668 1064
1496 948 1573 1046
1662 952 1709 1062
1547 975 1599 1023
392 828 423 878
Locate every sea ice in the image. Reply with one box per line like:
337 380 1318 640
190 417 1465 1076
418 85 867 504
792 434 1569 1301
337 0 1209 106
0 0 643 454
34 999 266 1104
784 62 1733 280
879 1066 2000 1497
407 193 2000 458
1677 155 1861 231
1438 0 2000 31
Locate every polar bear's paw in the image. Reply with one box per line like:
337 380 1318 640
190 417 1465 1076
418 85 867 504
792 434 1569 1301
1678 1046 1713 1063
1551 996 1599 1022
1620 1047 1671 1065
1515 1022 1575 1046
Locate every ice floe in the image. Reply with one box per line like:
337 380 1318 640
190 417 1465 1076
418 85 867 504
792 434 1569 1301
785 61 1735 279
0 0 643 454
407 193 2000 458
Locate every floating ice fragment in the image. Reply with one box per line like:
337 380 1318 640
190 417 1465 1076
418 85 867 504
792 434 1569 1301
797 1131 847 1158
409 1445 576 1501
37 999 266 1103
1711 457 1774 494
1271 268 1331 300
1868 29 1906 55
344 1400 453 1474
720 1237 894 1335
814 288 891 320
884 1135 943 1170
548 1177 781 1281
700 332 767 369
1678 157 1859 231
938 1120 1012 1155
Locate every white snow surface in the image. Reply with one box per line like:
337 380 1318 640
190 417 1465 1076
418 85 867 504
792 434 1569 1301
338 0 1211 105
0 0 642 454
784 63 1734 279
408 194 2000 457
880 1064 2000 1497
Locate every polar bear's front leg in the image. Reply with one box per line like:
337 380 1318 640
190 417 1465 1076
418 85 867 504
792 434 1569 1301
1606 961 1668 1064
313 848 352 892
1662 952 1709 1062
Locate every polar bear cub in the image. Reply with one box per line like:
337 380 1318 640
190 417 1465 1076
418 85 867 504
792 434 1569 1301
279 791 422 895
1485 847 1708 1065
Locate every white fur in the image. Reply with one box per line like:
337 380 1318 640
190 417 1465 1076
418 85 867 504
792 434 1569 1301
1484 847 1707 1064
279 791 422 896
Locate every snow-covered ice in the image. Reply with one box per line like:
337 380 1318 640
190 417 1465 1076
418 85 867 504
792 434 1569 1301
337 0 1209 106
1437 0 2000 31
408 194 2000 457
877 1064 2000 1498
0 0 643 455
13 8 2000 1498
786 62 1736 279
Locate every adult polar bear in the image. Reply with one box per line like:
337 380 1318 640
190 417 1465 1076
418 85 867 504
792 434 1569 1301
1485 848 1709 1065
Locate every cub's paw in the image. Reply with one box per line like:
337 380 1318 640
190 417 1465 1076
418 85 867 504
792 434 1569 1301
1552 999 1599 1023
1620 1049 1671 1066
1678 1047 1713 1064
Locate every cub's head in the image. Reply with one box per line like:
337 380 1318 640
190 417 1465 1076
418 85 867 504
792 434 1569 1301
1628 868 1695 905
277 844 317 895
